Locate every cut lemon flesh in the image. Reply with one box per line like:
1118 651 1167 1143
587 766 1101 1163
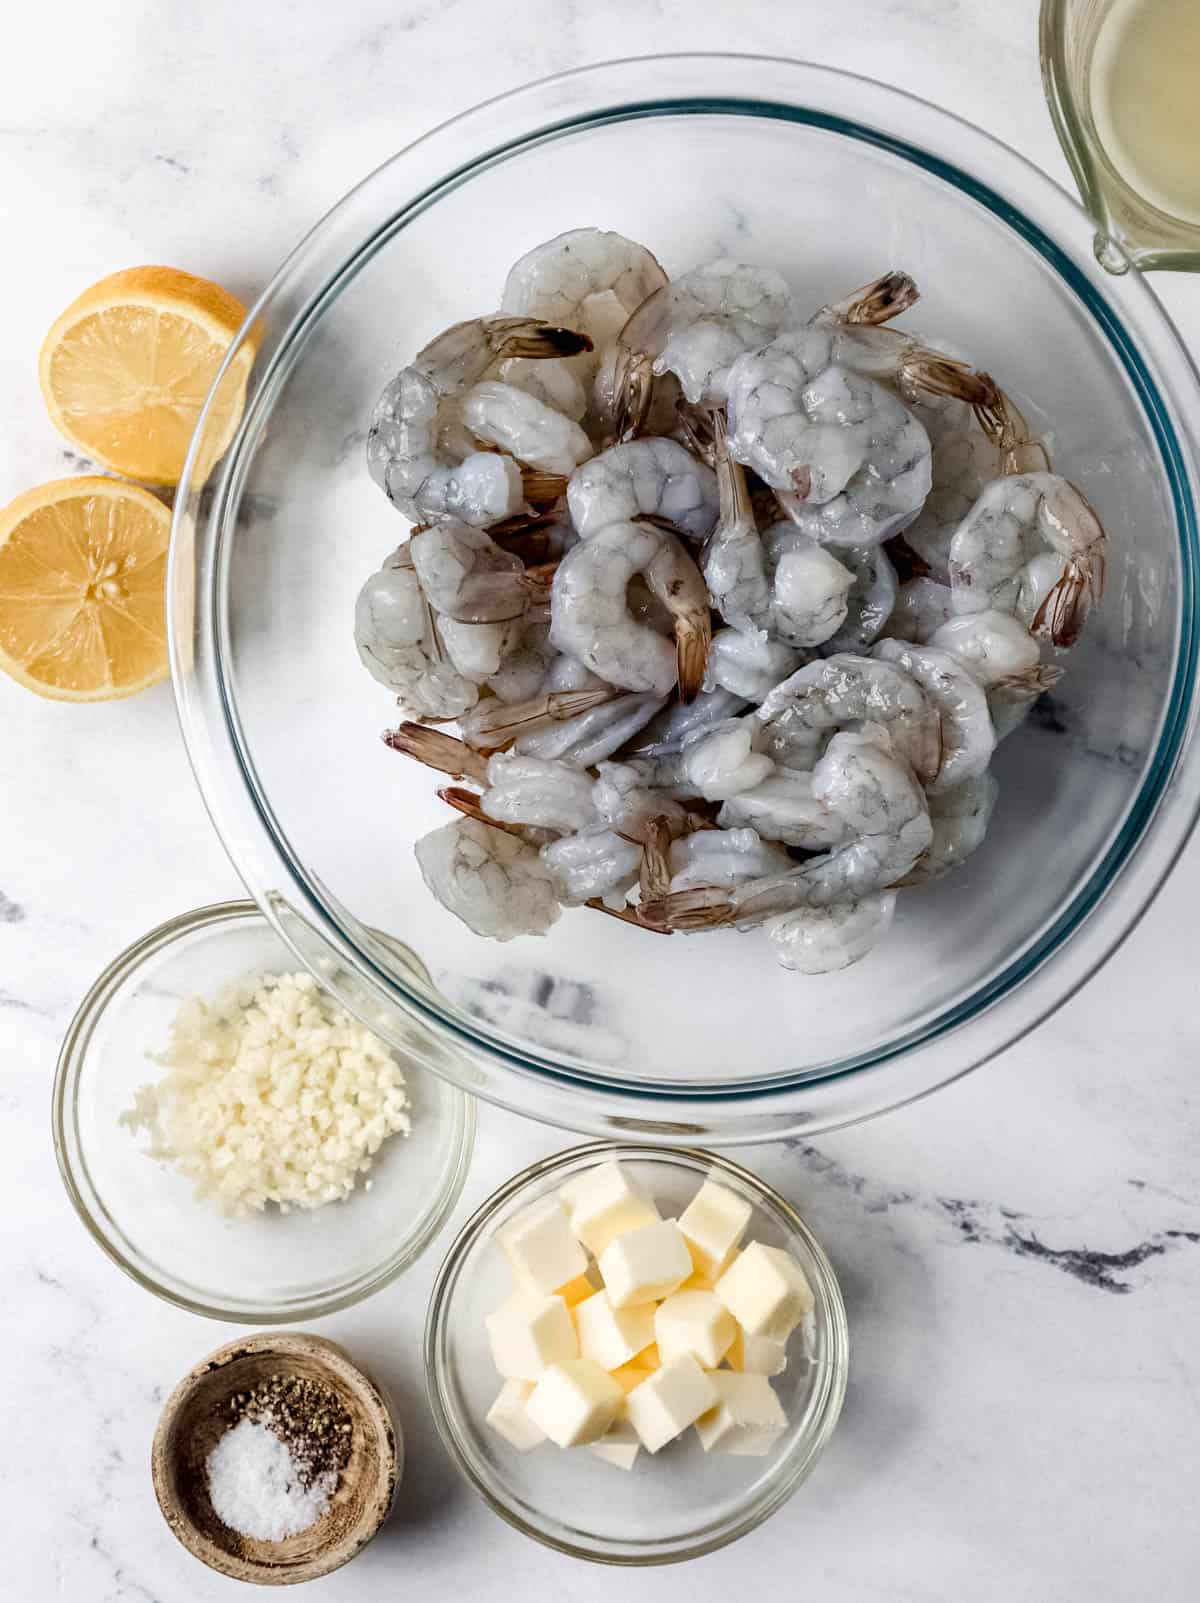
0 477 171 700
39 266 254 487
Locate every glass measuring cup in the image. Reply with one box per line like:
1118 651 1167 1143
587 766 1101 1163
1041 0 1200 273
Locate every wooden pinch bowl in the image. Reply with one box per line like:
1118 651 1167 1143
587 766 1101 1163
152 1332 401 1585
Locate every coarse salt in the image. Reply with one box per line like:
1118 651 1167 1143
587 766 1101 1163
206 1416 336 1542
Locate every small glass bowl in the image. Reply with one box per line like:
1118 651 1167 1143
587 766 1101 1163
425 1143 848 1565
53 900 475 1321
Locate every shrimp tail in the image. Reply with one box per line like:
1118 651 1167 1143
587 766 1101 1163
383 722 491 784
675 609 712 704
1032 553 1105 648
974 387 1053 475
638 885 735 931
461 686 616 750
492 317 594 362
584 897 673 935
638 815 675 901
613 349 655 441
436 785 551 845
521 467 569 506
827 270 921 327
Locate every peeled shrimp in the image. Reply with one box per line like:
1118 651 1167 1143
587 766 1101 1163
705 628 803 703
668 827 791 890
515 691 668 766
410 522 541 625
502 228 667 381
623 687 749 756
765 892 897 974
367 315 590 527
902 390 1002 581
567 437 719 543
947 473 1106 647
618 720 773 803
462 381 593 476
717 769 850 849
760 523 857 647
754 654 939 785
414 815 561 939
885 576 957 644
497 356 588 421
929 610 1042 686
438 614 522 681
642 729 932 929
822 543 897 652
481 752 596 834
486 618 557 703
540 828 642 905
459 686 614 751
873 639 995 793
354 550 478 718
549 520 711 699
617 259 796 412
725 323 933 547
901 772 999 884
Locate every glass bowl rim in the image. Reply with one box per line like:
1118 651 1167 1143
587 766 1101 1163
169 52 1200 1137
422 1139 850 1565
51 898 477 1322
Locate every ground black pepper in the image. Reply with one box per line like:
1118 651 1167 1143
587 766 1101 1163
227 1372 353 1490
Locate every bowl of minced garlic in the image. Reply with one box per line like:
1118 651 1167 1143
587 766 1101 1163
152 1332 400 1584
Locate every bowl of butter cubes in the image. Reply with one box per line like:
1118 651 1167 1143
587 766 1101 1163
424 1143 848 1564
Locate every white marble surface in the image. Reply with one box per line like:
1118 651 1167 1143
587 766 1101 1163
3 1 1200 1597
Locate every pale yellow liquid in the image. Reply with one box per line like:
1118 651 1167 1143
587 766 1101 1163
1092 0 1200 224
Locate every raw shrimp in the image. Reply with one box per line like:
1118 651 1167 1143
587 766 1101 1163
367 315 591 526
497 356 588 421
486 618 557 702
414 815 561 939
622 687 749 755
591 762 696 841
410 521 547 625
668 828 791 890
765 892 897 974
438 615 522 681
480 752 596 833
540 828 642 905
567 437 720 543
462 381 592 476
616 259 796 413
901 772 999 884
725 323 933 546
549 520 711 699
354 551 478 718
593 346 683 441
929 610 1041 686
947 473 1106 647
884 576 956 644
822 543 897 652
502 228 667 379
515 691 668 766
873 639 995 793
754 654 939 785
618 720 773 803
901 391 1001 581
705 628 803 703
642 729 932 929
460 686 615 752
761 523 857 647
717 770 850 849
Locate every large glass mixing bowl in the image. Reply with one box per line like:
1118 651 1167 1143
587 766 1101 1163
170 55 1200 1144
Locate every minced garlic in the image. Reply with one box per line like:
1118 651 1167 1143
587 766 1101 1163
121 970 412 1215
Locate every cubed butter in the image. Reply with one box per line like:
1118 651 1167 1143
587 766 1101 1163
565 1159 660 1256
496 1195 587 1295
727 1326 788 1377
695 1371 787 1456
625 1355 718 1454
599 1219 691 1308
575 1289 656 1370
526 1359 623 1448
610 1356 659 1396
485 1291 578 1381
485 1379 546 1452
654 1289 736 1369
715 1242 814 1340
552 1272 598 1309
587 1414 641 1471
678 1178 753 1280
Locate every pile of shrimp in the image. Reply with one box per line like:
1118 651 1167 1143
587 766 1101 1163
356 229 1107 975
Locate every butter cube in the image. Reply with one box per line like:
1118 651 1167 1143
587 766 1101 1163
485 1379 546 1452
526 1359 623 1447
558 1169 596 1213
678 1179 752 1280
552 1272 598 1309
575 1290 656 1370
565 1159 660 1256
654 1289 736 1369
587 1415 641 1471
610 1356 659 1396
599 1219 691 1308
485 1291 578 1380
625 1355 718 1454
715 1242 814 1340
727 1326 788 1377
695 1371 787 1456
496 1195 587 1295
